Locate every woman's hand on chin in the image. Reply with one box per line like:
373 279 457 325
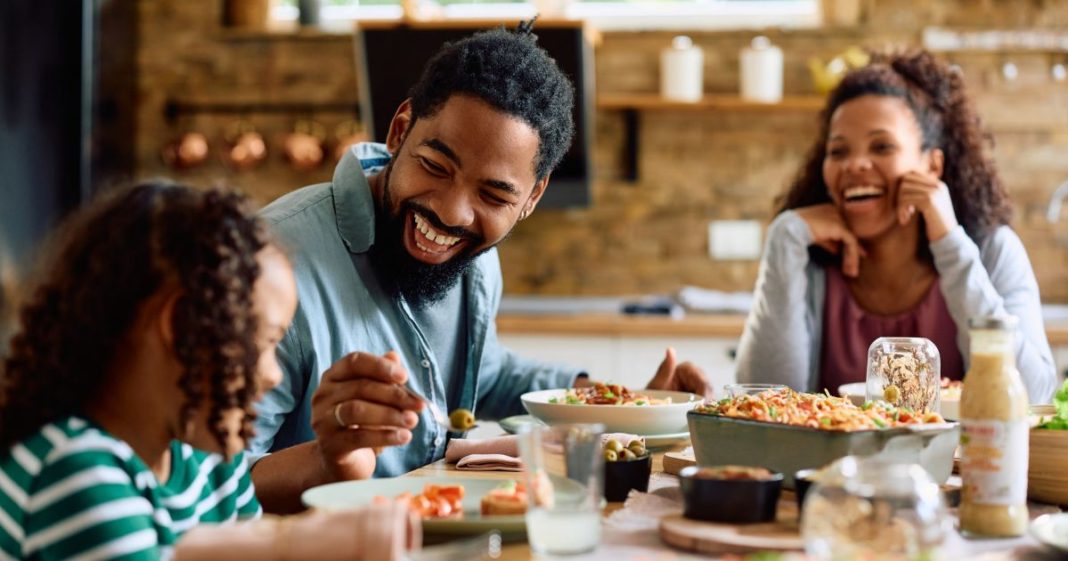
896 171 958 242
795 203 866 278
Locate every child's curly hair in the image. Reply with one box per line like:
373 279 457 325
777 47 1013 242
0 181 269 454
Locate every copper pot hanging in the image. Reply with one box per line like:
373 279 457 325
283 119 326 171
161 131 210 170
222 120 267 171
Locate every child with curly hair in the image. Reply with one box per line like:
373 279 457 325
736 48 1057 403
0 182 418 560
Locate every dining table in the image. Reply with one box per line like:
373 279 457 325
404 422 1067 561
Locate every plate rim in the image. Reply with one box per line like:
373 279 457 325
301 475 527 529
1031 512 1068 552
520 388 702 407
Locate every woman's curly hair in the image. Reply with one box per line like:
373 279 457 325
777 47 1013 249
0 181 269 454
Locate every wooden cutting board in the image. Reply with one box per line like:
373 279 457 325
659 501 804 554
661 449 696 476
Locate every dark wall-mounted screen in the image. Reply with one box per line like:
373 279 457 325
356 24 593 208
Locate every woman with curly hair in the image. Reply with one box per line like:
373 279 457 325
735 48 1057 403
0 182 418 560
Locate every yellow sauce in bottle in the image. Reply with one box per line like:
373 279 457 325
958 316 1029 537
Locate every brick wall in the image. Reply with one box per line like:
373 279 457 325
125 0 1068 300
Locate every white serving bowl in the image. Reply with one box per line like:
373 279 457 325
838 382 866 406
520 389 700 435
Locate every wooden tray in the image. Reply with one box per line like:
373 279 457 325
659 499 803 554
662 449 696 476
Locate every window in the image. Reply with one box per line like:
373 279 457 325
274 0 819 31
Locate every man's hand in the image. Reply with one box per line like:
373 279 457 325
310 351 424 481
646 347 711 398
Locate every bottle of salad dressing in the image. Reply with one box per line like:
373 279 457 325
959 315 1029 537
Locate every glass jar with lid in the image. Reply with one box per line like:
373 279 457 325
865 337 941 414
801 456 950 561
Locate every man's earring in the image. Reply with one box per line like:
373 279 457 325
520 208 530 220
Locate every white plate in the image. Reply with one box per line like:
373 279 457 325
500 414 688 448
303 475 582 536
1031 513 1068 552
498 414 543 435
941 397 960 420
520 389 700 435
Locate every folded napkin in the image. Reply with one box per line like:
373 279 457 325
444 433 645 472
601 433 645 448
445 436 522 471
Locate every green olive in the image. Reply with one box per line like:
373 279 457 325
619 449 637 461
604 449 618 462
883 385 901 405
448 408 475 431
627 441 647 457
605 439 624 453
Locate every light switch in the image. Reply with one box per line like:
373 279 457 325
708 220 762 260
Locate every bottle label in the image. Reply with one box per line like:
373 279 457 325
960 419 1028 506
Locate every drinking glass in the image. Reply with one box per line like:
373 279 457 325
723 383 787 398
517 423 604 556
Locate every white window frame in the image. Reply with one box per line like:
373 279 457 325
273 0 820 31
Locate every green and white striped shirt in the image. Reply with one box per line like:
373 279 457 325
0 416 261 560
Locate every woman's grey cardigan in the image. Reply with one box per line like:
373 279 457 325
736 210 1059 404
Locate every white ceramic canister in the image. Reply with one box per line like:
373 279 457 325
740 36 783 103
661 36 704 102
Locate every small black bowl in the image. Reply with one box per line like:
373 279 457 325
604 454 652 502
678 465 783 524
794 468 819 514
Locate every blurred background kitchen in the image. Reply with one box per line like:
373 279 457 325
3 0 1067 389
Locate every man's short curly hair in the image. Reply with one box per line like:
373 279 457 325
406 22 576 181
0 182 268 455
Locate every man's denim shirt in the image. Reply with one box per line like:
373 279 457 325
250 143 581 477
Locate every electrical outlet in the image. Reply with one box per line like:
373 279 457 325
708 220 762 260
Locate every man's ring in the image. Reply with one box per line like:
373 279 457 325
334 403 348 428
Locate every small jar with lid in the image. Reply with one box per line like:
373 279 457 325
865 337 941 413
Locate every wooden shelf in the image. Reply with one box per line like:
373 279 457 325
598 93 825 181
597 93 825 112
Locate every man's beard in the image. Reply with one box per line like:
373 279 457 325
369 162 491 308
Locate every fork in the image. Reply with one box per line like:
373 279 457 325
400 384 454 432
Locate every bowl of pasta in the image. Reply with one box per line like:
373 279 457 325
521 383 701 435
689 387 959 488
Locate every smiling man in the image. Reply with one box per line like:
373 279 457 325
249 24 709 513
